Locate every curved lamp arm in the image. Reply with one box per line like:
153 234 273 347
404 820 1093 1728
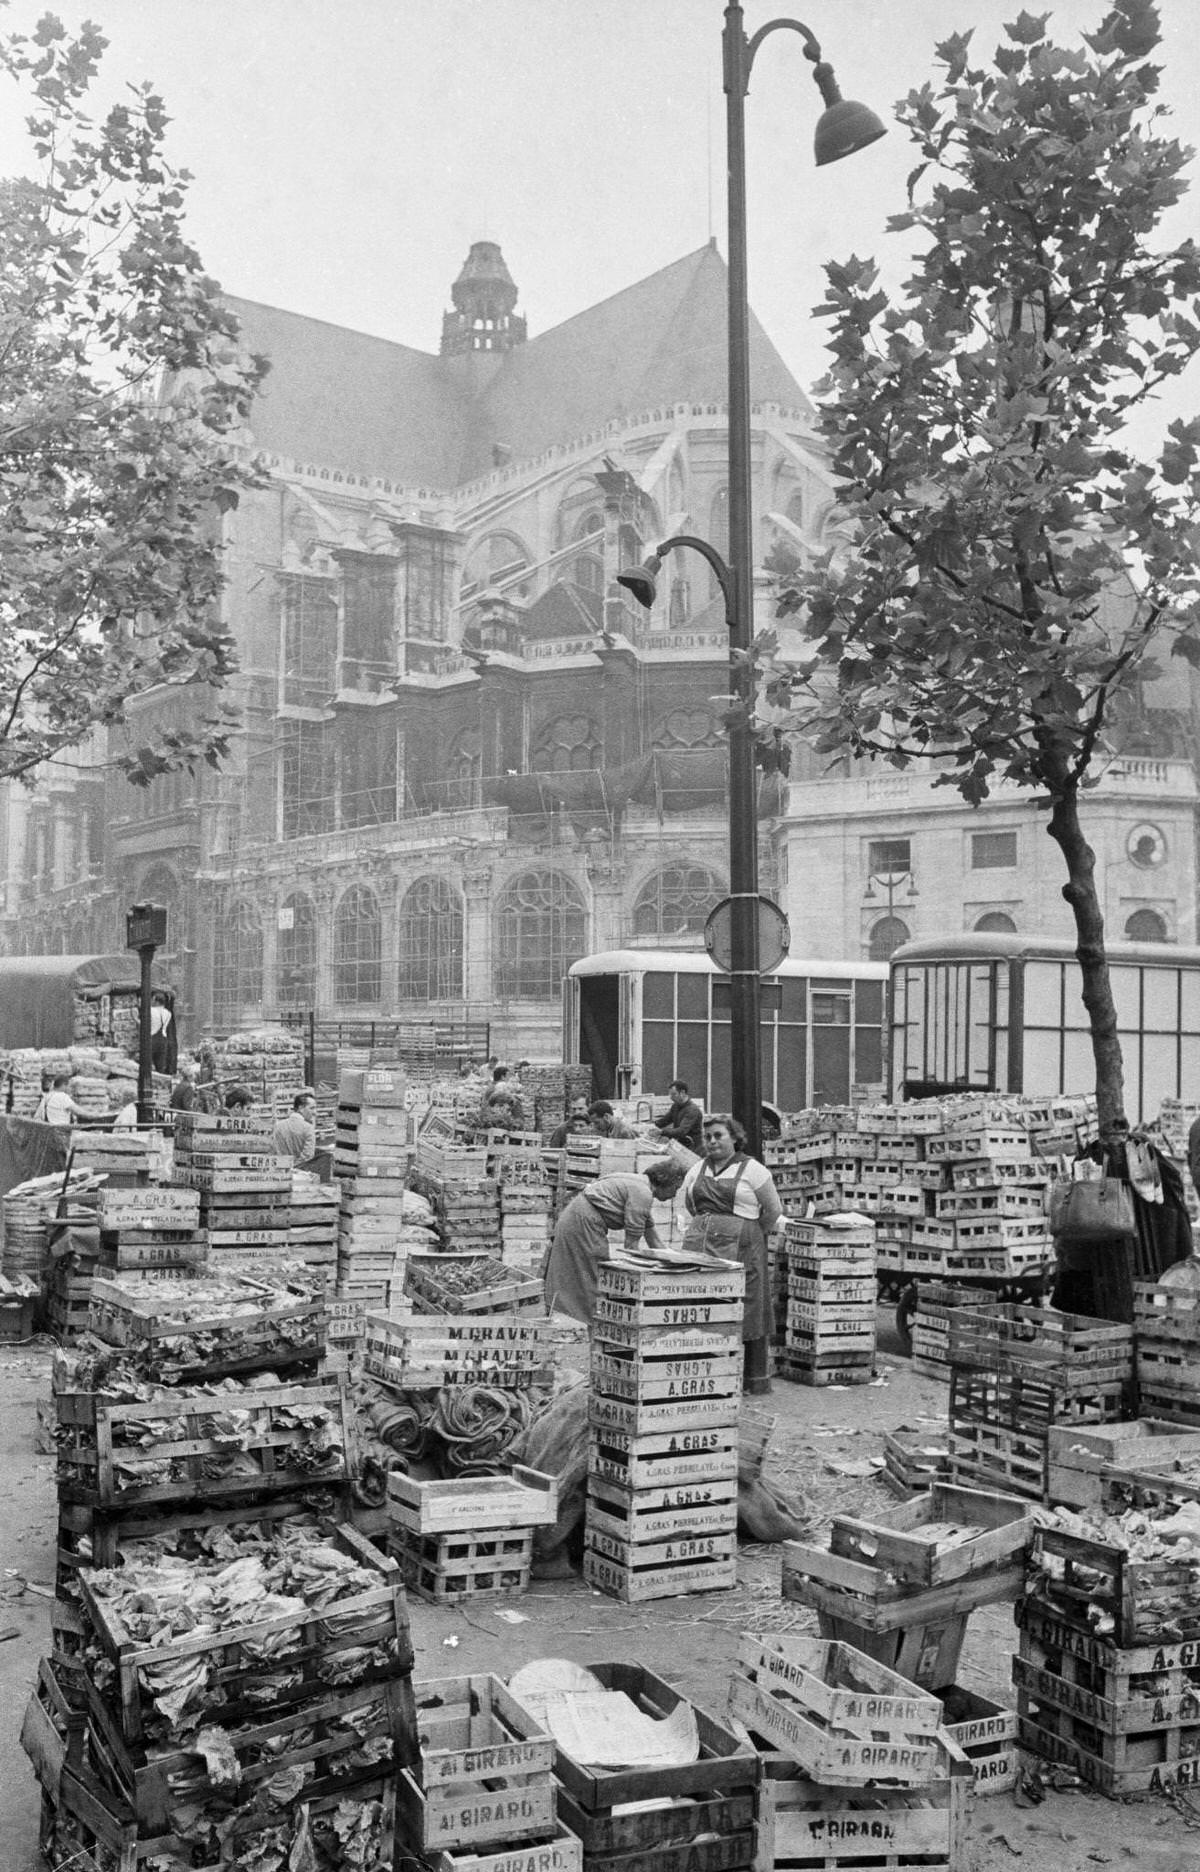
655 533 734 611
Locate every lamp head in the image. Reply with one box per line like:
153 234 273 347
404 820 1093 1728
809 59 886 168
615 549 664 610
815 97 887 166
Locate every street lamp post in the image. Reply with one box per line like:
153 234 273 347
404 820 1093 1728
619 9 882 1392
621 7 882 1150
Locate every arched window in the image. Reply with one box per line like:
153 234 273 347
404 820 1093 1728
974 912 1018 934
531 715 601 774
461 531 533 601
400 877 464 1001
868 916 910 962
213 901 263 1021
277 893 317 1006
334 885 382 1004
495 871 586 1001
1126 908 1169 943
632 865 722 938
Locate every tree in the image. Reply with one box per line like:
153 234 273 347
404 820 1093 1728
0 12 267 788
767 0 1200 1133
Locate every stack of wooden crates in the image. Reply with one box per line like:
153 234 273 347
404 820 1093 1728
1134 1279 1200 1425
584 1259 744 1602
781 1483 1030 1795
777 1213 876 1387
1018 1492 1200 1796
23 1268 421 1866
946 1302 1134 1501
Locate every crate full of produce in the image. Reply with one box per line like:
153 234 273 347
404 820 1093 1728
405 1254 544 1316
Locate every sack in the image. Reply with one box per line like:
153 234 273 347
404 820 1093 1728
1049 1174 1136 1244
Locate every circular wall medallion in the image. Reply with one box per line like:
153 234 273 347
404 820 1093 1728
1127 823 1167 869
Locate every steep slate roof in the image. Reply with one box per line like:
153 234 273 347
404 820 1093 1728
227 298 472 488
228 243 811 493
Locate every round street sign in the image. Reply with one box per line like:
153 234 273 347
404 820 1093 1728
703 896 791 975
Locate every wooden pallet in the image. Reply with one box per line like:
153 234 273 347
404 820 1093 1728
397 1528 534 1602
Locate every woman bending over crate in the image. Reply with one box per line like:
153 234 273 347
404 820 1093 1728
544 1160 686 1325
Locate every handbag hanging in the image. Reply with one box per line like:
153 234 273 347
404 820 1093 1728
1049 1173 1136 1245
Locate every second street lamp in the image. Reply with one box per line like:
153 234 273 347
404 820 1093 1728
619 9 883 1394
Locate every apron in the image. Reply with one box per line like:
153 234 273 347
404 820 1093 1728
682 1156 769 1342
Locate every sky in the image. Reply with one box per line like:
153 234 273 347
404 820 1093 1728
0 0 1197 449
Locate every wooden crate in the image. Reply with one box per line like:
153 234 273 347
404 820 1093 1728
728 1637 942 1786
939 1685 1018 1795
588 1391 741 1439
401 1673 555 1851
828 1482 1031 1589
555 1784 755 1871
55 1375 356 1508
1137 1337 1200 1406
509 1662 757 1813
79 1523 410 1746
87 1274 326 1379
20 1658 83 1804
1134 1282 1200 1342
882 1427 949 1500
365 1311 555 1389
39 1758 396 1872
398 1528 534 1602
591 1344 742 1405
1027 1519 1200 1646
584 1521 738 1603
87 1669 416 1833
1046 1418 1200 1510
406 1254 543 1315
756 1743 970 1872
946 1303 1132 1385
781 1535 1022 1625
587 1472 738 1540
54 1490 350 1589
814 1613 968 1695
592 1261 746 1334
775 1346 876 1388
422 1827 583 1872
388 1466 557 1535
588 1425 740 1492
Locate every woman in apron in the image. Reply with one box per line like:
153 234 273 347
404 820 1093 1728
679 1115 782 1343
544 1158 686 1326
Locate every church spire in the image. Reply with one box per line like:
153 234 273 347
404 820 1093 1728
441 241 527 357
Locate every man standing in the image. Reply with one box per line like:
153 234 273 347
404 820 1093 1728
653 1079 703 1153
275 1091 317 1165
35 1075 88 1128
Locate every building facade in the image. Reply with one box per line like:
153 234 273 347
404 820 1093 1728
2 239 1197 1058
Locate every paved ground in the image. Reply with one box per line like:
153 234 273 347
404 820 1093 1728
5 1325 1200 1870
